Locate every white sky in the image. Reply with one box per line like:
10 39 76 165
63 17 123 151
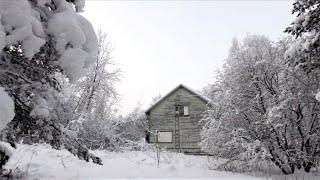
82 0 293 114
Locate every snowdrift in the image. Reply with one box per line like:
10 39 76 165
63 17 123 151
4 144 266 179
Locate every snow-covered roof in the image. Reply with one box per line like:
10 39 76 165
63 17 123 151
145 84 211 114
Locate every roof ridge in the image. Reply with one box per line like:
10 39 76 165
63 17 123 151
145 84 211 113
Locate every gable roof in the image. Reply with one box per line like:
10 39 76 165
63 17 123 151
145 84 211 114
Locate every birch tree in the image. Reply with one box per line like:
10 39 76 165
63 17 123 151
66 30 120 150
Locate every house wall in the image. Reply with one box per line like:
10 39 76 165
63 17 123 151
147 87 207 153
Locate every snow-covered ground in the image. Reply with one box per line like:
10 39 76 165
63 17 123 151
5 144 265 180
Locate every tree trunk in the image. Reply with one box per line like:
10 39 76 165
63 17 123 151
303 162 313 172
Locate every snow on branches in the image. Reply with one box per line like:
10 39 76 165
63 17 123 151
285 0 320 69
0 0 97 83
0 0 45 59
48 8 97 82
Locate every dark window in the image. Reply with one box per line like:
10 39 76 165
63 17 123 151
175 105 190 116
145 131 150 143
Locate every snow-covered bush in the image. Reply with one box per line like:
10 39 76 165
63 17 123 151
115 106 147 142
0 0 102 166
76 104 148 151
112 106 148 151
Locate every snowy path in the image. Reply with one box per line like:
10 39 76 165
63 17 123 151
5 144 264 179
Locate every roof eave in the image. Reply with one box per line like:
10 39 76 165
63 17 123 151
145 84 211 114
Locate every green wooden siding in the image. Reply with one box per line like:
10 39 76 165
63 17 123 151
146 86 208 153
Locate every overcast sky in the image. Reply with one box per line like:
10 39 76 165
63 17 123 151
82 0 293 114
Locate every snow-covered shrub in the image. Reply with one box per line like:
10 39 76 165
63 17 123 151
77 105 148 152
0 0 102 166
111 105 148 151
115 106 147 142
77 117 116 150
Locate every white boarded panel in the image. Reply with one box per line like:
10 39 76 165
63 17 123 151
157 131 173 143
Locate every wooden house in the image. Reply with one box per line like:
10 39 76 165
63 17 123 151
145 84 210 154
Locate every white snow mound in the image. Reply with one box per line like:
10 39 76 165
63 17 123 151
315 92 320 102
0 87 15 131
0 0 45 59
5 144 267 180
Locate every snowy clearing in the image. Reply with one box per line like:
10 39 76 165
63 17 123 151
5 144 264 180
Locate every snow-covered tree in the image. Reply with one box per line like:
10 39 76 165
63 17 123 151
201 35 320 174
201 35 284 172
0 0 102 165
285 0 320 71
285 0 320 120
62 30 120 150
69 30 119 120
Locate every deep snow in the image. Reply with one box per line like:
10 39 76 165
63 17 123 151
5 144 265 180
0 87 15 131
